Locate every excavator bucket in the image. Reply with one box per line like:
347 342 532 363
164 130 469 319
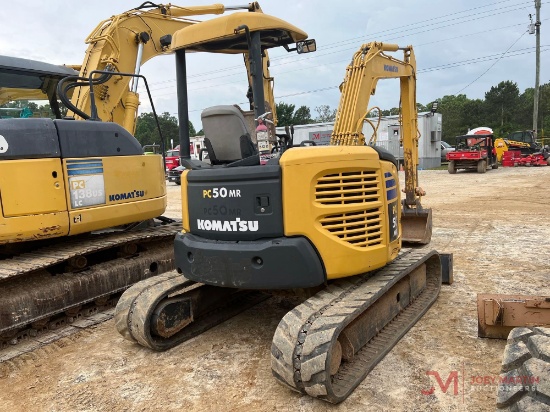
401 207 432 245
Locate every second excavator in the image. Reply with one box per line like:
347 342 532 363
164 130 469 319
0 2 275 354
115 8 447 404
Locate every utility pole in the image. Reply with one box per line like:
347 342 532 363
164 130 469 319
533 0 541 135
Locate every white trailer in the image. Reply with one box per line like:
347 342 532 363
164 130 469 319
276 112 443 169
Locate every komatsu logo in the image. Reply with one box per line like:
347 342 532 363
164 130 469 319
384 64 398 73
109 190 145 202
197 218 259 232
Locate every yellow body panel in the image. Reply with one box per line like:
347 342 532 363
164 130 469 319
0 154 165 244
0 158 67 216
68 197 166 235
280 146 400 279
0 212 68 243
0 158 69 243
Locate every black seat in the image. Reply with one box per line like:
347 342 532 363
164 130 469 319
201 105 259 167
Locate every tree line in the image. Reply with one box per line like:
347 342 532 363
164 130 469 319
2 79 547 148
135 79 550 148
273 80 550 143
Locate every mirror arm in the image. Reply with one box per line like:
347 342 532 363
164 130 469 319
282 44 297 53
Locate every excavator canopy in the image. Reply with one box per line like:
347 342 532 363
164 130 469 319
0 55 77 104
171 12 308 53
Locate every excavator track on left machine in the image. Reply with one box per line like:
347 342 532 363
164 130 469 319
0 223 180 352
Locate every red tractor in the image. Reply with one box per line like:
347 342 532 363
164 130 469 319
447 134 498 174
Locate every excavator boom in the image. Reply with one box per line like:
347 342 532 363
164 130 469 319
70 3 231 133
332 42 431 244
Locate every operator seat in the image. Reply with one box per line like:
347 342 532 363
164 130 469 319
201 105 259 166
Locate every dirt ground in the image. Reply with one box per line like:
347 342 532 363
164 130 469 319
1 166 548 411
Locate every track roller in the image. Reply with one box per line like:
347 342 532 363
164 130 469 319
115 273 269 351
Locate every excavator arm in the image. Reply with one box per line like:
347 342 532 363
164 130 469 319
70 2 255 133
331 42 431 244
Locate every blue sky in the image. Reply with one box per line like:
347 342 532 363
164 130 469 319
0 1 546 129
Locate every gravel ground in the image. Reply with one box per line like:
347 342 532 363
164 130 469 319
1 166 548 412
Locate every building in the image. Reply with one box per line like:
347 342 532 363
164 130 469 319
276 112 443 169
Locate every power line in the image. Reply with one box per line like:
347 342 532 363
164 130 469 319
138 1 538 90
454 30 530 94
147 45 548 100
149 46 547 116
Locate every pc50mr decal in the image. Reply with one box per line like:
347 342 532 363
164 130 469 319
202 187 241 198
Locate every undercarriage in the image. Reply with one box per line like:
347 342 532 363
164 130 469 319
115 247 443 403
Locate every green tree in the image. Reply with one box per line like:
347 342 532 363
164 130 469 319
275 102 296 126
461 99 486 132
438 94 470 141
292 105 314 124
381 107 400 116
315 105 337 122
539 82 550 137
416 103 429 113
135 111 196 149
484 81 520 133
135 112 157 146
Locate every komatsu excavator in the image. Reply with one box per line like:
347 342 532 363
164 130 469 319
0 2 275 352
115 10 446 404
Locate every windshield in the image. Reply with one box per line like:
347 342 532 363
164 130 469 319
441 141 452 149
166 150 180 157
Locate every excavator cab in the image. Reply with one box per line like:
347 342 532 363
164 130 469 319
170 11 313 166
169 15 432 287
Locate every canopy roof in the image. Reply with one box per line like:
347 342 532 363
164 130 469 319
0 55 76 89
0 55 77 103
171 12 308 53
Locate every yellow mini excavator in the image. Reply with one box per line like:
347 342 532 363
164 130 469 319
115 9 447 404
0 2 273 352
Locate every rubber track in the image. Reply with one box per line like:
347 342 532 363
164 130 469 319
115 272 184 343
0 223 181 282
116 274 269 351
271 248 441 403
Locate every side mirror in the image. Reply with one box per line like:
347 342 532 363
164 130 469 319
296 39 316 54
